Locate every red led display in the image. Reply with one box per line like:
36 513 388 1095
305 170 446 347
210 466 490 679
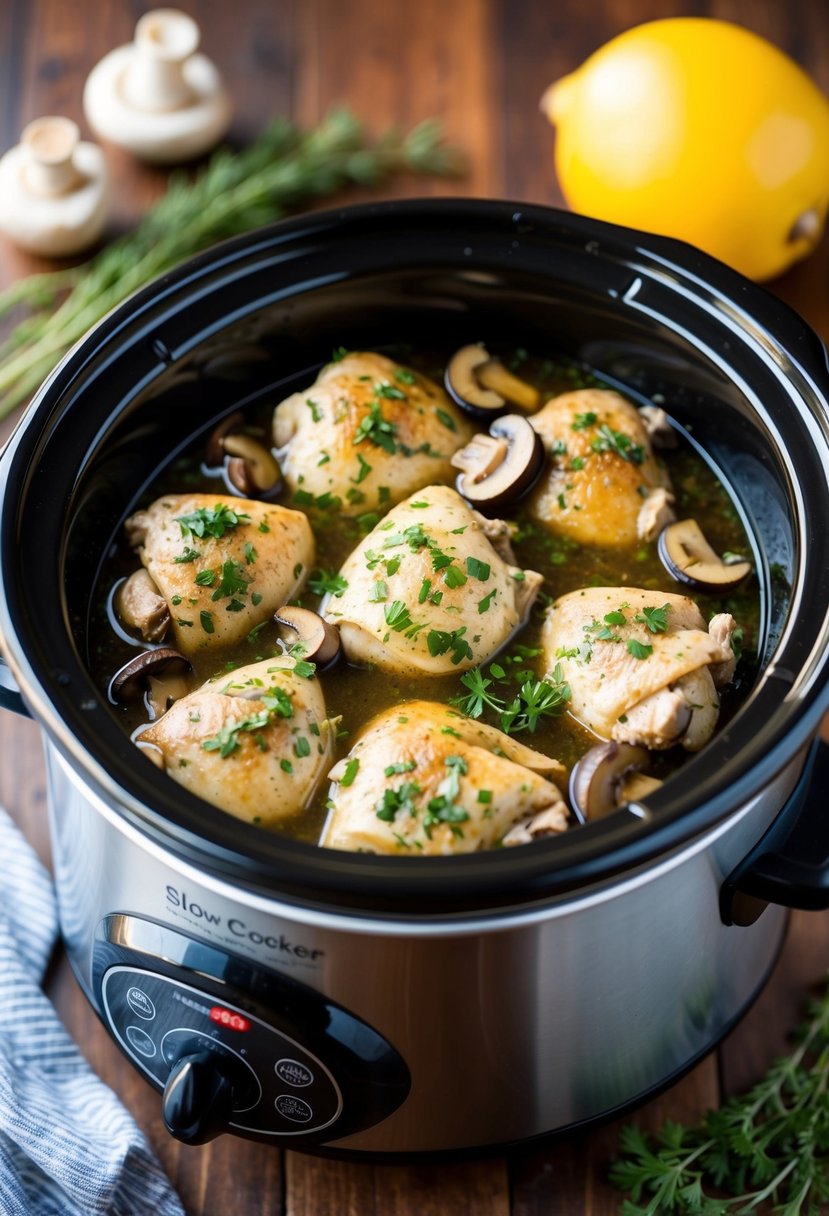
209 1006 251 1032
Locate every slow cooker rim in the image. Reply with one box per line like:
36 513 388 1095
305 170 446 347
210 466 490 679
2 197 829 914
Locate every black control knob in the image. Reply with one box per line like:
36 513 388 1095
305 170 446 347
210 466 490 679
162 1050 236 1144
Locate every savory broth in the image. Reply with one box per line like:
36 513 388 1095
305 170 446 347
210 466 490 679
89 349 760 845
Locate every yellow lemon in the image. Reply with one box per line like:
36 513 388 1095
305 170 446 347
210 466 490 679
542 18 829 280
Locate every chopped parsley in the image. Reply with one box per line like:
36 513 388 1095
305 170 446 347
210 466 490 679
435 407 457 432
201 685 293 758
211 559 252 604
200 610 215 634
590 424 645 465
626 639 654 660
352 453 373 484
176 503 251 539
353 400 398 454
426 627 473 665
376 780 421 823
309 569 348 598
571 411 598 430
305 397 322 422
478 589 497 614
466 557 491 581
174 546 202 564
634 603 672 633
339 757 360 787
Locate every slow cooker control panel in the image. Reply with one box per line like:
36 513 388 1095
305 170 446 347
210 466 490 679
92 915 410 1146
102 967 342 1140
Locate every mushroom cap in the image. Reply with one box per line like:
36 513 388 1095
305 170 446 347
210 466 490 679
274 605 341 667
658 518 752 592
445 345 506 417
109 647 192 704
569 740 651 822
453 414 545 513
205 410 244 466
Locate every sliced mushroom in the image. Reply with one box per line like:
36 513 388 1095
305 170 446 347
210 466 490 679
452 414 544 513
445 345 541 418
274 605 341 667
476 359 541 411
619 770 663 801
445 345 505 417
114 569 170 643
222 433 282 498
569 741 652 822
205 410 244 466
637 487 676 542
658 519 752 591
109 647 192 709
638 404 678 449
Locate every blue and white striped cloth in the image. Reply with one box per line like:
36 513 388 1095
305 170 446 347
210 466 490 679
0 807 184 1216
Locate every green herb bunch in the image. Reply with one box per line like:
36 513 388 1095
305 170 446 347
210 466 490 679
611 979 829 1215
0 108 462 418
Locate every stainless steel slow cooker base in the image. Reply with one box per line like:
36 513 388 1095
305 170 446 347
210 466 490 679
48 740 797 1152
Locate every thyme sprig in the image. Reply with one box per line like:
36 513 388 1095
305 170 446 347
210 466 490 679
611 977 829 1215
0 108 462 418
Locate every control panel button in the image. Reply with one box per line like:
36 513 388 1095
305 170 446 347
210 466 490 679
126 1025 157 1058
126 986 156 1020
275 1094 313 1123
275 1058 313 1087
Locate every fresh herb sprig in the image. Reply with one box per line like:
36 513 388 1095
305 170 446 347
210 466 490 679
0 109 462 418
453 662 571 734
611 977 829 1215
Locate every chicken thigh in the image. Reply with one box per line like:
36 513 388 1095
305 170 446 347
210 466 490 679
272 352 474 515
322 701 568 855
138 657 333 826
529 389 671 546
321 486 542 675
541 586 737 751
125 494 314 657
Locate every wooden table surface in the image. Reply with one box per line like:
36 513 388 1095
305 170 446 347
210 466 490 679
1 1 829 1212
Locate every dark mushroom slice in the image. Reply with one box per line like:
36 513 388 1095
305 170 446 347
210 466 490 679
205 410 245 466
109 647 192 713
114 569 170 643
619 770 663 802
452 414 545 513
274 606 341 668
476 358 540 412
569 741 652 822
222 433 283 499
658 519 752 592
445 345 507 418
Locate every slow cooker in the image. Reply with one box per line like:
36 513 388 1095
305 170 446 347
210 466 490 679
1 199 829 1154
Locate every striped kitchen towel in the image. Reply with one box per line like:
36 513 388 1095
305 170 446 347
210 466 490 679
0 807 184 1216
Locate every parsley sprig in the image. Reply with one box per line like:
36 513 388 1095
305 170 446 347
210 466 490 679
453 662 571 734
611 977 829 1215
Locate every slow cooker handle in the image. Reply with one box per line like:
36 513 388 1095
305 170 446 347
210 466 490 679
721 738 829 925
0 655 29 717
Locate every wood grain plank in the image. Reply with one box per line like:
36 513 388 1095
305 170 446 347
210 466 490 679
286 1153 510 1216
295 0 499 201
